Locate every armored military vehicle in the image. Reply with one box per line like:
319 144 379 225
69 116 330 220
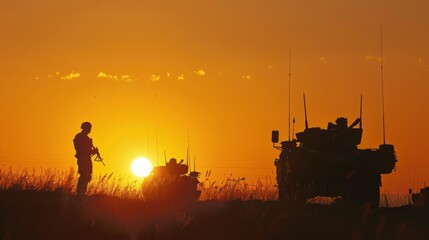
411 187 429 209
142 158 201 203
272 98 397 208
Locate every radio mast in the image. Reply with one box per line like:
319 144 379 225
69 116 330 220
288 50 292 141
380 26 386 144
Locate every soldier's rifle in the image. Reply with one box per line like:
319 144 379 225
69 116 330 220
93 147 105 166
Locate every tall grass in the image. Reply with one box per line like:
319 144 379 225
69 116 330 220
380 192 413 207
0 167 278 201
0 167 144 199
0 167 413 206
0 167 76 192
199 175 278 201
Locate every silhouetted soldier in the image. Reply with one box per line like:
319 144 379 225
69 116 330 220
335 117 348 130
328 117 348 131
73 122 97 197
166 158 186 177
328 117 349 148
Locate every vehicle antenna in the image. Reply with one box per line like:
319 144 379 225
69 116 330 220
187 131 190 173
292 117 296 140
360 94 363 129
380 25 386 144
194 155 196 172
189 156 192 173
164 150 167 165
303 93 308 129
187 147 190 172
288 50 292 141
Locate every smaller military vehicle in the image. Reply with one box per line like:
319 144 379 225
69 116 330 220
411 187 429 209
272 98 397 208
142 158 201 203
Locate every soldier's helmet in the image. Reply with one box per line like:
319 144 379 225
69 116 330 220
169 158 177 164
81 122 92 130
335 117 348 127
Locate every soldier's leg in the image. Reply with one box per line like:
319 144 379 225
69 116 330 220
77 174 85 196
77 158 93 196
77 173 92 196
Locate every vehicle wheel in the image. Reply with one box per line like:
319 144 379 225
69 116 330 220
343 173 380 209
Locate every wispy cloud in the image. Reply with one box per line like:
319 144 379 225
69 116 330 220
319 57 327 64
121 75 133 82
364 55 383 63
61 71 80 80
97 72 133 82
150 74 160 82
241 74 251 80
178 74 185 81
194 69 206 76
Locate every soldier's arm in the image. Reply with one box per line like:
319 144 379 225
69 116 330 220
89 138 98 154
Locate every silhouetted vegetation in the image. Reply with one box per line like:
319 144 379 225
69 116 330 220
199 175 277 201
1 168 428 239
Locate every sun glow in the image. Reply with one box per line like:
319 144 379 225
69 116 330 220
130 157 153 178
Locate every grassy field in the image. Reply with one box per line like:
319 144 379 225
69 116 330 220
0 167 411 205
0 168 280 201
1 168 428 239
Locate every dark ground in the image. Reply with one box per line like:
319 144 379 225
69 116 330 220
1 190 428 240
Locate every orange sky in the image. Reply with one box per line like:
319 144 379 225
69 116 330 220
1 0 428 194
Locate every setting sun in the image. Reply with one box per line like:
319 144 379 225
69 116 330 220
130 157 153 178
